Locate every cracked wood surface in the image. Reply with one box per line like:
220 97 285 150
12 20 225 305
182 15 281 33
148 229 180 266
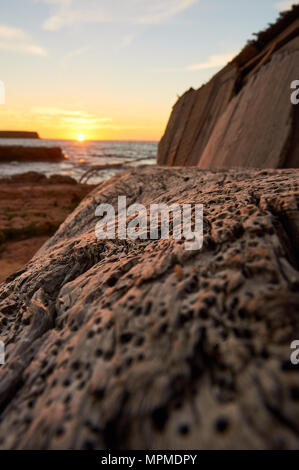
0 167 298 450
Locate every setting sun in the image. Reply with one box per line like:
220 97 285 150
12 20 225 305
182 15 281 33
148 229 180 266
77 133 85 142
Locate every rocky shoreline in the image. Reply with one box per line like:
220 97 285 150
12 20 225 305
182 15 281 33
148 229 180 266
158 6 299 168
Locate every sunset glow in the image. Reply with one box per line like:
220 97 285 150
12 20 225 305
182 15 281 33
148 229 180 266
0 1 282 141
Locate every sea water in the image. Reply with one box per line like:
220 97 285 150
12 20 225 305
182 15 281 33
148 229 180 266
0 139 157 184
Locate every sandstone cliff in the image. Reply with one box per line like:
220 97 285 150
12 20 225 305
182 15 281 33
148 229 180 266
0 167 298 449
0 172 94 283
157 6 299 168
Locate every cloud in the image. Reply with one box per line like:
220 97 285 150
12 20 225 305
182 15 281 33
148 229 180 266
274 1 298 10
32 107 112 129
38 0 197 31
187 52 236 71
0 24 46 55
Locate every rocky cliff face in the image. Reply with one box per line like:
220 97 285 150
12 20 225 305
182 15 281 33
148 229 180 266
157 8 299 168
0 167 298 449
0 131 40 139
0 146 64 163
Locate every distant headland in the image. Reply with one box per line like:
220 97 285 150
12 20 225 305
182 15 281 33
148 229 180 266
0 131 40 139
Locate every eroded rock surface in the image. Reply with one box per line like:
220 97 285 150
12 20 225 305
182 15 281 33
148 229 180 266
0 167 298 449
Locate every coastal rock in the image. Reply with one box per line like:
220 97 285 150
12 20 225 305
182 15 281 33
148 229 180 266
0 166 298 449
0 172 77 185
0 172 94 282
157 9 299 168
158 65 238 166
0 146 64 163
157 87 197 166
0 131 40 139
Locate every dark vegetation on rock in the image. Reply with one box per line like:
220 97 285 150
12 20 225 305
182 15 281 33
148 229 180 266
0 167 298 449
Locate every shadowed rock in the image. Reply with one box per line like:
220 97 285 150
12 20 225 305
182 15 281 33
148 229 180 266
0 172 94 283
0 167 298 450
0 131 40 139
